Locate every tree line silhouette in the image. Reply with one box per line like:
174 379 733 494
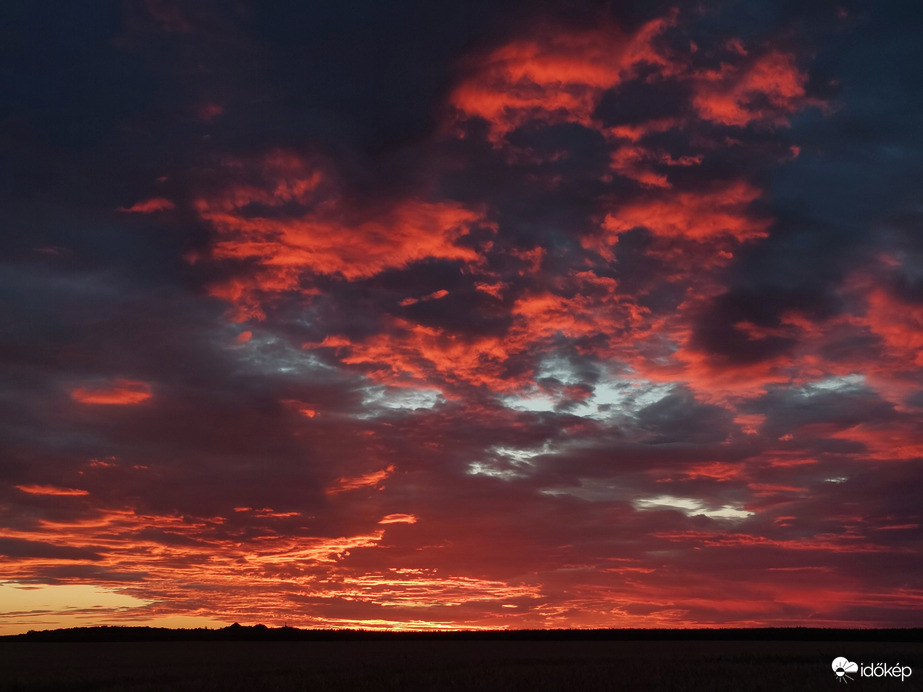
3 624 920 643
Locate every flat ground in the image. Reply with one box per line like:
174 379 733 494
0 639 919 691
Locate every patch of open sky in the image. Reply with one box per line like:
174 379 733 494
230 331 333 376
542 483 752 520
500 356 673 420
590 380 675 420
540 478 624 501
359 385 444 418
797 374 866 396
467 444 551 480
500 389 557 413
633 494 753 520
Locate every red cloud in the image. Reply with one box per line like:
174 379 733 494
377 514 417 525
317 323 520 391
280 399 318 418
862 287 923 367
608 143 703 189
16 485 90 496
830 421 923 462
450 17 820 149
118 197 176 213
193 151 489 320
70 379 153 405
327 465 396 495
400 289 450 307
600 180 770 245
202 198 484 281
196 103 224 121
450 15 675 140
313 270 647 394
693 51 814 127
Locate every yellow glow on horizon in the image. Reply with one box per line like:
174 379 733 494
0 583 148 635
0 582 150 613
0 582 232 635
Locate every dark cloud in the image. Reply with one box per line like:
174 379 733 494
0 538 102 562
0 2 152 148
594 79 691 127
635 390 735 443
691 284 839 364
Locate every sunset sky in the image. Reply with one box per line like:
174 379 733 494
1 0 922 634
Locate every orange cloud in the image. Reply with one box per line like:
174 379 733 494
313 269 652 394
734 413 766 435
317 323 518 391
70 379 152 405
450 15 675 140
474 281 506 299
194 151 489 320
232 507 301 518
327 465 396 495
280 399 319 418
608 142 703 188
202 198 484 281
15 485 90 496
326 572 538 607
378 514 417 525
600 180 770 245
646 343 794 404
609 144 672 189
693 51 813 126
400 289 450 307
0 502 548 630
829 422 923 462
795 264 923 408
653 530 894 554
677 462 745 481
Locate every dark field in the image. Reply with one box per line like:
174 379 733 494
1 639 920 692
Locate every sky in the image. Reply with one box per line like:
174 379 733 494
1 0 921 634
